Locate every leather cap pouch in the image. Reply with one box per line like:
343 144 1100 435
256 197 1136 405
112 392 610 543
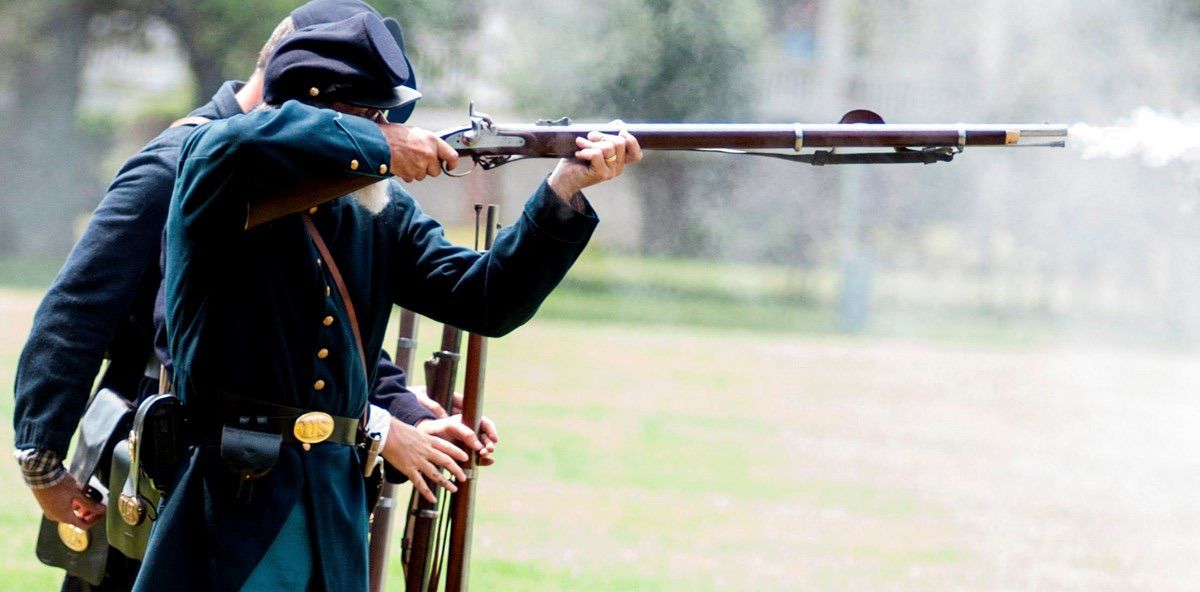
220 426 283 478
220 426 282 503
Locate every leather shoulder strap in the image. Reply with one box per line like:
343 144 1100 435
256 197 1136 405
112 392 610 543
301 213 368 378
169 116 213 129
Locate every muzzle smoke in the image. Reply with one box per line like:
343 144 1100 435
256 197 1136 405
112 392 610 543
1071 108 1200 167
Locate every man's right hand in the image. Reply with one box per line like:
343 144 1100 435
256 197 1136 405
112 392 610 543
31 475 105 529
382 417 468 503
378 123 459 182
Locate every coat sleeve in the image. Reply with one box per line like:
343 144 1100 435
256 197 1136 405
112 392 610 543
389 180 598 338
12 138 179 457
368 351 436 426
173 100 393 235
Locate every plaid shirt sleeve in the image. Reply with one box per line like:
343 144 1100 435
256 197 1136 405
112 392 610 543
13 448 68 489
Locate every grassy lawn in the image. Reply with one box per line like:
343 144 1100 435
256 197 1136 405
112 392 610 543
1 256 1197 589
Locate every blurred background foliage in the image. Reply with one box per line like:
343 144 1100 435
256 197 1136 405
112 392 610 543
2 0 1200 343
0 0 476 254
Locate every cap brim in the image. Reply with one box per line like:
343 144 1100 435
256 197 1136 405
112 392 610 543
386 55 418 123
392 84 422 107
343 84 421 110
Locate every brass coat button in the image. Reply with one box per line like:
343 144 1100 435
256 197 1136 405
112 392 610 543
325 286 331 297
314 379 326 391
322 316 334 326
350 159 359 170
309 87 320 97
378 164 388 174
317 348 329 359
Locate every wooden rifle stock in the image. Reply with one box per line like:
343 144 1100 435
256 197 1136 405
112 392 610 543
368 309 420 592
403 325 463 592
444 204 500 592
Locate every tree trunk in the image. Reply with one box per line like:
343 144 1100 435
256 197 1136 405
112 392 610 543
0 2 94 255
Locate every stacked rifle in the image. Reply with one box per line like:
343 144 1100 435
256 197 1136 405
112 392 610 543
368 205 499 592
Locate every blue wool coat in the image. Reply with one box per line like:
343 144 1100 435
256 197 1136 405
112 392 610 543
137 100 596 592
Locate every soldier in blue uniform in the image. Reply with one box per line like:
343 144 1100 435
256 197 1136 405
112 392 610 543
142 10 640 592
11 2 492 591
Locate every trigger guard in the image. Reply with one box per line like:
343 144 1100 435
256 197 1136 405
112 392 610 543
443 158 477 177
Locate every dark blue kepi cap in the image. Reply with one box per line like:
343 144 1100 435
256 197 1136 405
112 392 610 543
287 0 418 122
264 12 422 113
290 0 381 29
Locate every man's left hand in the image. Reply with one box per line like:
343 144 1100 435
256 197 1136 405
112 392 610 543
547 121 643 204
417 415 499 466
410 385 472 418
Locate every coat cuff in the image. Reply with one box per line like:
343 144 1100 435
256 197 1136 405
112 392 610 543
15 424 73 461
389 392 437 427
521 180 599 244
335 113 394 177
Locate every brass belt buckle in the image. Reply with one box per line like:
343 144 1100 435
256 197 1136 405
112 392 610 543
57 522 89 552
294 411 335 450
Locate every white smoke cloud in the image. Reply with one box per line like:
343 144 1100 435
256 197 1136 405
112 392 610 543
1071 107 1200 167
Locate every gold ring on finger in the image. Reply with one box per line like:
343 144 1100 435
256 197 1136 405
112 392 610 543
604 154 618 164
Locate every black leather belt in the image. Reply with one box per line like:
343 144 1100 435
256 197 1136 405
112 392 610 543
197 394 360 447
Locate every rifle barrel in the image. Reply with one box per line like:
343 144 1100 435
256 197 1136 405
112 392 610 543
442 122 1068 158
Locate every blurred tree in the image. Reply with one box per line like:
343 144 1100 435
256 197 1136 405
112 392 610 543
0 0 103 255
506 0 765 255
0 0 471 255
151 0 474 107
155 0 297 105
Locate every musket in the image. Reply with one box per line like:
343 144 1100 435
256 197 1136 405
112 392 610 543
438 105 1067 174
368 309 420 592
443 204 500 592
401 321 464 591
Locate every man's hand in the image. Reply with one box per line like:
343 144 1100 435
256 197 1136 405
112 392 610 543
381 418 468 503
378 123 459 182
408 384 449 418
410 386 480 419
31 475 105 529
417 415 500 466
547 121 643 205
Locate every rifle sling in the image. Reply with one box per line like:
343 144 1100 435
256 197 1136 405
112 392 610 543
302 213 369 418
690 147 958 165
473 147 957 172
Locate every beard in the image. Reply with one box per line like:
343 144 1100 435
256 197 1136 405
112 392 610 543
349 179 391 215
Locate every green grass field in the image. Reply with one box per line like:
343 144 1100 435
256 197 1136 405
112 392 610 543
2 252 1198 590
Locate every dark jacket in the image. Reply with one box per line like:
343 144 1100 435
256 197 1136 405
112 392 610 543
13 82 434 461
139 100 596 592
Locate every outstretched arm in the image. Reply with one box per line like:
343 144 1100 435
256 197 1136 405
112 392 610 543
386 127 640 337
388 181 598 338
